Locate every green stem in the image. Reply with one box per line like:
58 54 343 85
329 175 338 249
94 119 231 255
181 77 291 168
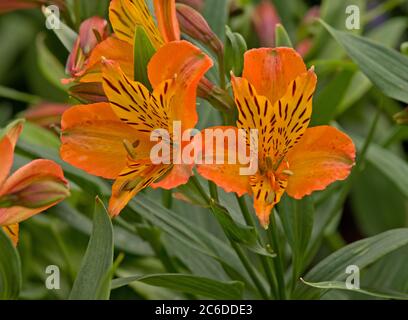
231 242 269 300
217 53 226 90
0 85 41 105
208 181 219 202
191 176 269 299
162 190 173 209
236 195 278 299
268 211 287 299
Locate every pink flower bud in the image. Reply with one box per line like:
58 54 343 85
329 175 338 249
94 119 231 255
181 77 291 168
252 0 280 47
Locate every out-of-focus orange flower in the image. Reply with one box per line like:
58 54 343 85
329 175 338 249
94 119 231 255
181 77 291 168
22 102 70 129
0 121 69 245
252 0 280 48
76 0 179 85
64 17 109 82
67 0 180 102
61 41 212 217
196 48 356 227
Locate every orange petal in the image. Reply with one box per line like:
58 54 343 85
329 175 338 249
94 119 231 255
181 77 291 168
109 0 164 48
101 59 171 134
195 126 251 197
151 163 193 190
286 125 356 199
148 40 213 129
271 68 317 159
60 102 152 179
0 136 13 187
109 161 172 216
153 0 180 42
2 224 19 246
0 159 68 225
78 36 134 83
0 120 24 187
242 48 307 105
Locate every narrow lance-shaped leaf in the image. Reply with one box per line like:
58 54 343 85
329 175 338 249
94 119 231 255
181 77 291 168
295 228 408 299
69 197 113 300
0 228 22 299
320 20 408 104
112 273 244 300
134 26 156 90
301 279 408 300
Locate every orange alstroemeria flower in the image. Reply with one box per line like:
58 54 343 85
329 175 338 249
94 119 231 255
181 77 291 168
0 121 70 245
197 48 356 227
76 0 179 84
61 41 212 217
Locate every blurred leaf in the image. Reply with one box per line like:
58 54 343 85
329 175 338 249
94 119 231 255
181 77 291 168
19 122 60 149
321 20 408 104
36 34 67 91
128 195 248 281
295 228 408 299
42 6 77 52
133 26 155 89
0 228 22 299
225 26 247 76
278 195 314 281
203 0 228 42
69 198 113 300
210 201 274 257
352 136 408 199
0 85 41 105
112 273 244 299
351 163 407 236
301 279 408 300
49 202 153 256
274 24 293 48
312 68 354 125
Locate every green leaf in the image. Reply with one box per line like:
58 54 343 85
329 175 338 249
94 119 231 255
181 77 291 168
133 26 156 89
19 122 60 149
36 34 67 91
224 26 247 76
320 20 408 104
209 200 274 257
312 68 354 125
301 279 408 300
274 24 293 48
203 0 228 42
0 228 22 299
69 198 113 300
278 195 314 280
112 274 244 300
351 163 407 236
295 229 408 299
353 136 408 199
127 195 249 282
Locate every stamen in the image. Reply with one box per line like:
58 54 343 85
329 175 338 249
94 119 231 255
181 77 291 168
123 139 136 159
281 169 294 176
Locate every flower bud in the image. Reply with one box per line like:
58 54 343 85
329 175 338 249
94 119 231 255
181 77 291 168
0 180 69 209
176 0 203 12
176 3 223 56
0 180 70 209
22 102 70 129
68 82 108 103
197 77 234 112
252 0 280 47
66 17 109 78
